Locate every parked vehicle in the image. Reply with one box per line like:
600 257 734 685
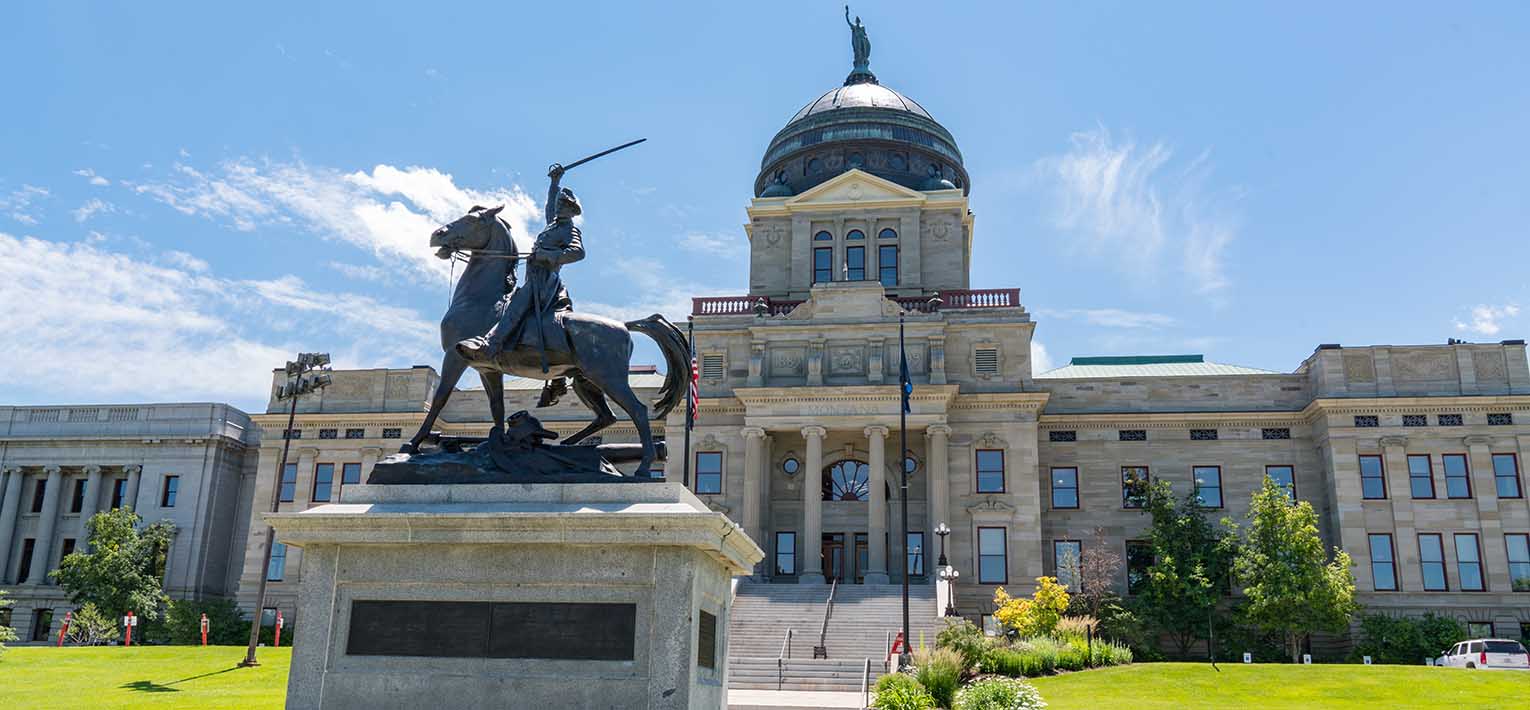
1439 639 1530 670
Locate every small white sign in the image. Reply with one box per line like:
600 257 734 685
1242 652 1252 664
1425 657 1435 666
1302 654 1312 665
1363 656 1372 665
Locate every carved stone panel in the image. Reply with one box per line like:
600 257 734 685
828 345 866 375
1473 351 1508 382
1391 350 1456 380
771 347 806 377
1343 353 1376 382
886 342 926 374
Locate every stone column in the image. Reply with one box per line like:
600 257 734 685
0 467 22 584
925 424 952 540
1379 436 1420 590
29 465 63 585
800 425 827 584
293 448 319 508
864 426 891 584
741 427 767 574
1466 436 1510 591
124 464 143 511
79 465 103 551
359 448 383 479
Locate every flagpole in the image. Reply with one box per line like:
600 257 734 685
899 309 910 666
682 315 695 489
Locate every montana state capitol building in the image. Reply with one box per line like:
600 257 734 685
2 46 1529 651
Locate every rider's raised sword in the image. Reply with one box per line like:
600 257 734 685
549 138 646 174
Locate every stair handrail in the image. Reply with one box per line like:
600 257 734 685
861 657 873 709
814 578 837 658
778 627 794 660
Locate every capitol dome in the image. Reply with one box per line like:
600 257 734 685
755 57 967 198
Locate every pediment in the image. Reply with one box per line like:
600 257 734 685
785 169 927 207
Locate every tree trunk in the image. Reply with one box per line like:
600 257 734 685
1288 632 1300 663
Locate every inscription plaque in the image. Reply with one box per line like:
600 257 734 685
697 611 717 670
347 600 636 661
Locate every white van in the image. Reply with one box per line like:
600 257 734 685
1439 639 1530 670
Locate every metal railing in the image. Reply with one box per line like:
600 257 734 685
776 627 793 690
814 579 837 659
692 287 1023 316
861 657 873 709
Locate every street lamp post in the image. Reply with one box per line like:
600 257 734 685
935 522 950 568
239 352 332 668
935 522 959 616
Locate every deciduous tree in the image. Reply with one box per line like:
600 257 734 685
52 508 175 623
1137 479 1235 658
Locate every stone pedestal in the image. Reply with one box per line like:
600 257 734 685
265 482 762 710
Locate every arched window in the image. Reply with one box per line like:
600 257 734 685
822 460 870 501
846 229 865 240
814 230 833 241
879 228 898 240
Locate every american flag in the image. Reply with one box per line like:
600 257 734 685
687 355 700 429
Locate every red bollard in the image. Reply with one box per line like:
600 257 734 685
200 613 209 646
273 610 284 648
124 611 136 647
56 611 73 647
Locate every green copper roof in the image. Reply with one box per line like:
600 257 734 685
1068 355 1204 366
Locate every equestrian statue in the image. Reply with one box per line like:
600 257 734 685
399 139 685 478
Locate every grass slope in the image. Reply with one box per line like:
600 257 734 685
1028 662 1529 710
0 646 291 710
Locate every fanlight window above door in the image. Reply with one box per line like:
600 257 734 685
823 460 870 501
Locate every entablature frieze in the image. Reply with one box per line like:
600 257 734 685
1037 411 1305 430
1303 396 1530 419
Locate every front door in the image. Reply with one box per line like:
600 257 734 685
854 533 869 583
822 533 845 583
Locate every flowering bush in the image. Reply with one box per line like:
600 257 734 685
955 677 1047 710
872 672 936 710
993 578 1070 638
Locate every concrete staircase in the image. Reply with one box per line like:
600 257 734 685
727 582 948 693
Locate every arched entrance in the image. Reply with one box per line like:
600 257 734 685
819 459 888 583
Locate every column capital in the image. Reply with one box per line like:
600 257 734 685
81 465 102 476
925 424 952 439
1378 435 1408 450
297 447 320 459
359 447 384 458
801 425 827 439
1 465 20 477
121 464 143 476
863 425 889 439
741 426 767 440
42 464 62 476
1463 434 1494 448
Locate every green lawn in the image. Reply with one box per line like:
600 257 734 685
0 646 290 710
1029 662 1530 710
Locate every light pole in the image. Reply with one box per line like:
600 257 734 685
240 352 332 668
935 522 950 567
898 294 941 667
935 522 959 616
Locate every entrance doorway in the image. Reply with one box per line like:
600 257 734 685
823 532 873 583
854 533 869 583
822 533 845 582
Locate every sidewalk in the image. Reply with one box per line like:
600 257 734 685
728 688 866 710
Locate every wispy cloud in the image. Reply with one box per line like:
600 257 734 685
73 168 110 186
1 185 49 225
678 231 738 256
1035 307 1177 329
1030 341 1055 374
1035 127 1240 296
1454 303 1521 337
73 198 115 223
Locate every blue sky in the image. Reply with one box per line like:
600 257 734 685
2 1 1528 412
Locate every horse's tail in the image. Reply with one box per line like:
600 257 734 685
625 314 688 420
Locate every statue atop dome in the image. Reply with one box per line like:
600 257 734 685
844 5 877 85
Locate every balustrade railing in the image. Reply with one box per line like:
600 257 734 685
691 288 1020 316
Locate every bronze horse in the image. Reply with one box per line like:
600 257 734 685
401 205 686 477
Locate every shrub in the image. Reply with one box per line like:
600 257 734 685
873 673 936 710
1053 615 1096 642
64 603 120 646
955 677 1048 710
1351 612 1465 665
994 578 1070 638
936 619 987 675
980 635 1133 678
0 590 16 658
159 597 250 645
913 647 964 708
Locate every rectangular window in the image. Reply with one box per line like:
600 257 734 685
976 449 1005 493
30 609 53 643
160 475 179 508
344 428 365 439
283 429 302 439
110 478 127 509
1118 429 1147 441
1050 467 1079 509
16 539 35 584
977 527 1007 584
1403 415 1427 427
1507 534 1530 592
1190 428 1218 441
878 245 898 287
1487 413 1513 426
1054 540 1082 591
813 247 832 283
1407 454 1435 499
1419 533 1448 591
1261 427 1291 440
694 452 722 494
1266 465 1297 502
1455 533 1485 591
908 532 926 577
774 532 796 576
1368 533 1397 591
1121 466 1149 508
318 428 338 440
1359 455 1387 499
846 245 865 281
267 542 286 581
1354 415 1379 428
60 538 76 561
1442 454 1472 499
311 463 334 503
278 463 297 503
341 462 362 486
1438 414 1463 426
30 479 47 513
70 479 86 513
1048 430 1076 442
1494 454 1523 499
381 428 402 439
1125 540 1153 595
1193 466 1223 508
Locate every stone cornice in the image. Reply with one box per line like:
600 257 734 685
1038 411 1304 429
1303 396 1530 419
250 412 426 427
735 384 959 408
949 392 1049 413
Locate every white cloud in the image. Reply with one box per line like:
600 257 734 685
1 184 49 225
577 256 727 324
73 168 110 186
129 159 542 284
1454 303 1521 337
1036 127 1239 295
73 198 115 222
1030 341 1055 374
678 231 738 256
0 232 436 405
1036 307 1177 329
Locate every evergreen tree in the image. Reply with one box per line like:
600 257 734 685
51 508 175 623
1231 476 1358 662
